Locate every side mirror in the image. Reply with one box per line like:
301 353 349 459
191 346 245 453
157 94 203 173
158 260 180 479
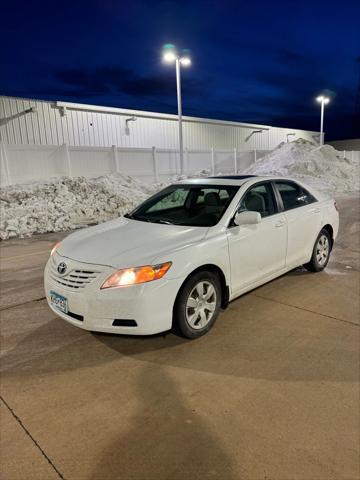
234 211 261 226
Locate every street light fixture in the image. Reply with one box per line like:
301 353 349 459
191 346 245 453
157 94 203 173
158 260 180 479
180 57 191 66
163 51 177 63
316 95 330 146
163 45 191 174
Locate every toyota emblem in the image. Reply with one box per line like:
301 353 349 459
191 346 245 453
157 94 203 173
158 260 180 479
57 262 67 275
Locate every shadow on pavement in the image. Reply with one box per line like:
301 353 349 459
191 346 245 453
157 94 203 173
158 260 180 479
1 290 358 383
90 364 237 480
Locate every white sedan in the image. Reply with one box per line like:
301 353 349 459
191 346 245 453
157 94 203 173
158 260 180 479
45 176 339 339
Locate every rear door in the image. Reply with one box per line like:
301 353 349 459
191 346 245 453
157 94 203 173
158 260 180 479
226 181 287 294
274 181 322 267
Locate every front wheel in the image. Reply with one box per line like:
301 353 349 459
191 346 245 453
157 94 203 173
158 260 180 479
304 229 332 272
174 271 222 339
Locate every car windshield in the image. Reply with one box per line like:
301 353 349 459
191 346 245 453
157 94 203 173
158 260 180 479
125 184 239 227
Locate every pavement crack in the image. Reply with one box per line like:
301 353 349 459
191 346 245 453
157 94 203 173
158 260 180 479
250 293 359 328
0 296 46 312
0 395 67 480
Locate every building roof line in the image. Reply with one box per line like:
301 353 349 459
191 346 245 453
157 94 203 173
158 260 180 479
0 96 318 134
54 101 272 130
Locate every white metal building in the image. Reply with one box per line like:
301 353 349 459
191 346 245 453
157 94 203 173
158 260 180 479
1 95 322 186
0 96 318 150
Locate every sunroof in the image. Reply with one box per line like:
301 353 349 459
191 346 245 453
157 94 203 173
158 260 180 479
209 175 257 179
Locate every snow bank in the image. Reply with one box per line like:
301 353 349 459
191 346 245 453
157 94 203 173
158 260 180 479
0 174 161 240
1 139 359 240
244 138 360 195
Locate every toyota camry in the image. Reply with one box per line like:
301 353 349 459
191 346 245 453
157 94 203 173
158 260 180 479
45 175 339 339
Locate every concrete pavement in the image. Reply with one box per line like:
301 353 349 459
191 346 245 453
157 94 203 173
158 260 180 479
1 197 359 480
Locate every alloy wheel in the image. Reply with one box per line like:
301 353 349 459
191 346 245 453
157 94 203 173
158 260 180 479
185 281 217 329
316 234 329 266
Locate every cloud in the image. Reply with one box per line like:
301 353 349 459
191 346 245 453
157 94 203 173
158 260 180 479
51 66 207 99
275 48 308 63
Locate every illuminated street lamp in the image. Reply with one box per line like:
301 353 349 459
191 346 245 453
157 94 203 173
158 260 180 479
316 95 330 146
163 44 191 174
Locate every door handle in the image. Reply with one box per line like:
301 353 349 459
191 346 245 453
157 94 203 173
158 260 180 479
275 220 285 228
307 208 320 215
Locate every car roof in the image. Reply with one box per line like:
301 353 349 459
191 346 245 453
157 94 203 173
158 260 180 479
209 175 257 180
175 175 326 200
176 175 262 186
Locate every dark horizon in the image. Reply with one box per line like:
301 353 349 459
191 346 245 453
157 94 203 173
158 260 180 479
1 0 359 141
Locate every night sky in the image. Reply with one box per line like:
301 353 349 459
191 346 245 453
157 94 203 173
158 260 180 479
1 0 359 140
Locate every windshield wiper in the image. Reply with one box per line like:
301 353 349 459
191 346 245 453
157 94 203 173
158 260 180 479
125 213 174 224
124 213 151 222
154 219 174 225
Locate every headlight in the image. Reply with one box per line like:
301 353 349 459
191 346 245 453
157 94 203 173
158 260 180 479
101 262 172 289
50 241 61 256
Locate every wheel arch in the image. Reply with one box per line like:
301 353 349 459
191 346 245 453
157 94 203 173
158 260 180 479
172 264 229 324
321 224 334 249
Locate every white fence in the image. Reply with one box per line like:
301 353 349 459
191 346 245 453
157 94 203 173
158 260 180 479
1 142 358 187
0 143 271 186
339 150 360 162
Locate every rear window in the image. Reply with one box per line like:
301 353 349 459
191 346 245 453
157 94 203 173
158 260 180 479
276 181 317 211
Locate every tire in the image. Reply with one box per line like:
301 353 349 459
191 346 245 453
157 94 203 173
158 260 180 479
304 228 332 272
174 271 222 339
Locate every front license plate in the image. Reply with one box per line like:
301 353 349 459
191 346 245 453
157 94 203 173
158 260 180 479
50 291 68 314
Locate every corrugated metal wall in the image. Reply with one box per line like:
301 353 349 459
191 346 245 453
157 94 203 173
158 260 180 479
327 139 360 151
0 95 318 150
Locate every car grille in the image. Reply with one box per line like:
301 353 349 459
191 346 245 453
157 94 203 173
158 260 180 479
50 257 102 290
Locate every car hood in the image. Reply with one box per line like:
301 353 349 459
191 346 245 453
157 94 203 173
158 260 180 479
58 217 207 269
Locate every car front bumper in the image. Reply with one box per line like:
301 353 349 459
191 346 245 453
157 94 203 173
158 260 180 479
44 253 184 335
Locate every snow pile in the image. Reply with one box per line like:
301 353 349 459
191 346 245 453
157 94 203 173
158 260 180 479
244 138 360 194
0 174 162 240
1 139 359 240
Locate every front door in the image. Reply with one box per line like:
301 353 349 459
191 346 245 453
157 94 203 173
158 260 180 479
226 182 287 294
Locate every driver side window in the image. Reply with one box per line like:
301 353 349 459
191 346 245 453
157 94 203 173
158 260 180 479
238 183 276 218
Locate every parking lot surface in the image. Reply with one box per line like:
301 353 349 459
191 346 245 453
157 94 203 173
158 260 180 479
1 196 359 480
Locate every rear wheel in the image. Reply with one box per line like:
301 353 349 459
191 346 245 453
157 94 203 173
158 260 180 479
304 229 331 272
174 271 221 339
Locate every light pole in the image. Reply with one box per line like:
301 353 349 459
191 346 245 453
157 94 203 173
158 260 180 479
316 95 330 146
163 45 191 174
